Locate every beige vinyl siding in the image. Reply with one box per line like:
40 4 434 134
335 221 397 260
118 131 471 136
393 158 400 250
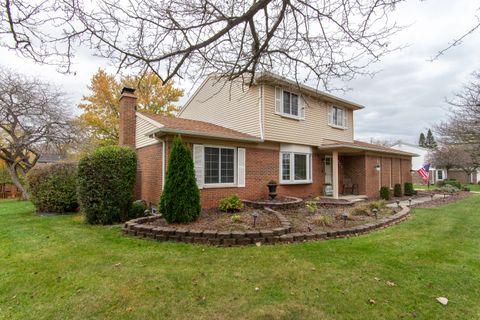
263 84 354 145
136 115 160 148
179 76 262 138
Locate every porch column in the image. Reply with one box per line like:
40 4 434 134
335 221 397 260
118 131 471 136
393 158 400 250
332 151 339 199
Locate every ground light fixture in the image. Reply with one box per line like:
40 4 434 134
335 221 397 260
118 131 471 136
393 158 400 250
342 212 349 226
372 208 378 220
252 211 258 228
396 200 400 208
409 198 412 207
430 194 434 201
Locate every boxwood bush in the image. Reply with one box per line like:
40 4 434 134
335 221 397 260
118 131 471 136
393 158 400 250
159 136 201 223
404 182 415 196
77 145 137 225
379 186 390 200
27 162 78 213
393 183 402 197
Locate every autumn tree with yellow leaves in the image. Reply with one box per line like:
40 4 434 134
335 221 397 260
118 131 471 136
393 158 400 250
78 69 183 146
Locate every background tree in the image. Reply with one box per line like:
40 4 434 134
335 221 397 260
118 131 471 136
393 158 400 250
78 69 183 146
418 133 426 147
0 0 408 89
427 146 462 176
0 68 75 198
424 129 437 149
435 71 480 166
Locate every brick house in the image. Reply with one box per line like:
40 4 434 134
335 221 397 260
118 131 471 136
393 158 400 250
119 73 415 208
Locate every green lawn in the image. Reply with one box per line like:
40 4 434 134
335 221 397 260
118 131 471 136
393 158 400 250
414 183 480 192
1 197 480 319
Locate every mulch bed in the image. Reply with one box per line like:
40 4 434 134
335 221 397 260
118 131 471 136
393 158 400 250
279 204 399 233
411 191 474 209
148 209 281 231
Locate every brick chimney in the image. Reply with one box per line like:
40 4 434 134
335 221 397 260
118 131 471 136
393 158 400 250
119 87 137 147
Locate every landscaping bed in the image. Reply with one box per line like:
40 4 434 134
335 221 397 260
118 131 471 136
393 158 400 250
412 191 473 208
147 208 281 231
279 202 399 233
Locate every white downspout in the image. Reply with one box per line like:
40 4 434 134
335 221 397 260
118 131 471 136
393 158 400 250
162 140 166 188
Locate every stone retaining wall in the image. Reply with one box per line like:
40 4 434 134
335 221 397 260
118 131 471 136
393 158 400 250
242 196 304 209
123 205 411 247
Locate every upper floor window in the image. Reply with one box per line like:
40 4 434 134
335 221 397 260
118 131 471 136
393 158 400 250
275 87 305 119
328 106 347 128
283 91 299 116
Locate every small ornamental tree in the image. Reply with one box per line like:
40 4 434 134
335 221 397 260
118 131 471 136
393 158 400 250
77 145 137 224
160 136 200 223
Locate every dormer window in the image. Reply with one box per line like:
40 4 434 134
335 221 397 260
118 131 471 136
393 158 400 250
275 87 305 119
328 106 347 129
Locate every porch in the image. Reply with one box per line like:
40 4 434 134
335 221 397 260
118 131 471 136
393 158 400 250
318 140 416 200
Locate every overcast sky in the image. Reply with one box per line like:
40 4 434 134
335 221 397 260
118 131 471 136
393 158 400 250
1 0 479 145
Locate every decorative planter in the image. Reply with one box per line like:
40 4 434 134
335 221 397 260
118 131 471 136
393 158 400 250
267 182 278 199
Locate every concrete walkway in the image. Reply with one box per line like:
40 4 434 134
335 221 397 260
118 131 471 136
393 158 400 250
387 194 449 208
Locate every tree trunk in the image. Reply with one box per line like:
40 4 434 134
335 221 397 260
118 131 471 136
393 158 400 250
7 165 28 200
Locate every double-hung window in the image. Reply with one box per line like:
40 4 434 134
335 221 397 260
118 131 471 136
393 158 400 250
204 146 235 184
275 88 305 119
283 91 299 117
280 152 311 183
328 106 347 128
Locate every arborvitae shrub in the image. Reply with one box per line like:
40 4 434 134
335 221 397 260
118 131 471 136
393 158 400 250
77 145 137 224
379 186 390 200
27 162 78 213
393 183 402 197
404 182 415 196
159 136 201 223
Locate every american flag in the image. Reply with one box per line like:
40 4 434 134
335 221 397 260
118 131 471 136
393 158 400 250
417 163 430 182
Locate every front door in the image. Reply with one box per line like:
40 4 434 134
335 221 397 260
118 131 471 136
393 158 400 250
324 156 332 184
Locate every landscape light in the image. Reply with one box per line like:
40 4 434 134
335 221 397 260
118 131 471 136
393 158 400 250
252 211 258 228
372 208 378 220
342 212 349 226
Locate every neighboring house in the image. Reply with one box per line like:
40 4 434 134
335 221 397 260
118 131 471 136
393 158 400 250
391 142 479 184
37 154 63 164
120 73 415 208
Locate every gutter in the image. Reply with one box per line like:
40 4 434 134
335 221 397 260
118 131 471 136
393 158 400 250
145 127 264 143
317 144 418 157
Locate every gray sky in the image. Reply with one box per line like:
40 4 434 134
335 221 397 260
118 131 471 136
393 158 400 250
1 0 479 145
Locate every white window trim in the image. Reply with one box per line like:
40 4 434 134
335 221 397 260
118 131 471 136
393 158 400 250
275 87 305 120
328 106 348 129
279 151 312 184
203 144 237 188
436 169 445 181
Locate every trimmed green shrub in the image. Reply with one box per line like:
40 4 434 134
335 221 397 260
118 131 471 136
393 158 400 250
219 194 243 212
77 145 137 225
159 136 201 223
393 183 402 197
404 182 415 196
437 179 462 190
27 162 78 213
130 200 148 218
379 186 390 200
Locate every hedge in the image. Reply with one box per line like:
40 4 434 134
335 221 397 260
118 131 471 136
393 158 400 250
27 162 78 213
159 136 201 223
393 183 402 197
77 145 137 225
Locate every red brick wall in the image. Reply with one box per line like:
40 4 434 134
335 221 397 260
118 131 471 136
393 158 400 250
118 91 137 148
342 156 366 195
136 143 163 205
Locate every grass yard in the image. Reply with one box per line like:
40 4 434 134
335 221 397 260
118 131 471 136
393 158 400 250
414 183 480 192
1 197 480 319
